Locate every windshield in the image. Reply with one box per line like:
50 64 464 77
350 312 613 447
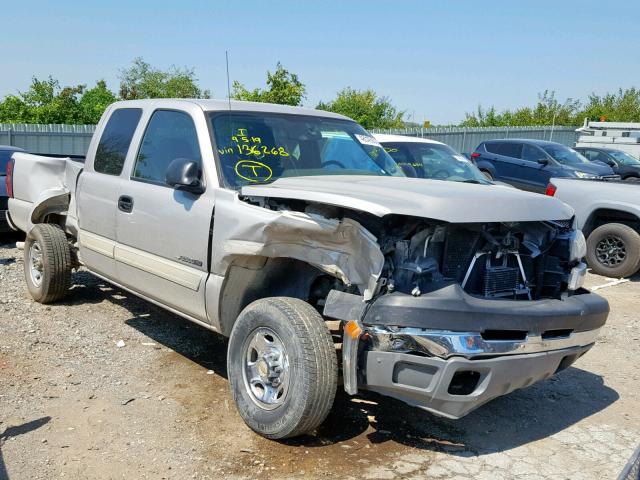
383 142 490 183
541 145 590 165
209 112 402 188
608 150 640 166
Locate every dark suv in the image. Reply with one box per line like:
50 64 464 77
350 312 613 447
574 146 640 181
471 139 617 193
1 146 24 232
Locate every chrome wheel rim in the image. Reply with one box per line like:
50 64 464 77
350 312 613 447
595 235 626 267
28 241 44 286
242 327 289 410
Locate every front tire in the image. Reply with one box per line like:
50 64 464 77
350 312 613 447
586 223 640 278
24 224 72 303
227 297 337 439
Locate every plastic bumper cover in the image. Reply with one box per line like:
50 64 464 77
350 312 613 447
363 343 593 419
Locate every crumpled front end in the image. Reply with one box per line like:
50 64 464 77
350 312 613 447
323 217 609 419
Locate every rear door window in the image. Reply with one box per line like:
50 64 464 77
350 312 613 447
133 110 201 185
94 108 142 175
494 142 522 159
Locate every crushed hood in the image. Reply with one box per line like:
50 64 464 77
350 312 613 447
241 176 574 223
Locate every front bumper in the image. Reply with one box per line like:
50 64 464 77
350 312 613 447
329 285 609 416
363 344 593 419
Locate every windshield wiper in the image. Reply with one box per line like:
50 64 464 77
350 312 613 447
460 179 484 184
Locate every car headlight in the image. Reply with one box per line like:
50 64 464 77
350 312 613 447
570 230 587 261
575 171 597 179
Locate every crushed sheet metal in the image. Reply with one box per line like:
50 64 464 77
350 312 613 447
211 190 384 300
10 152 82 234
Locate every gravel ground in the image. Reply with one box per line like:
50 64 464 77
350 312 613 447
1 233 639 480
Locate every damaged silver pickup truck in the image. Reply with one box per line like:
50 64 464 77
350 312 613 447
6 99 609 439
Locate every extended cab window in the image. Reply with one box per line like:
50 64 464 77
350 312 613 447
94 108 142 175
209 112 401 188
133 110 201 184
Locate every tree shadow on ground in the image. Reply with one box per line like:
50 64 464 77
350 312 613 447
0 417 51 480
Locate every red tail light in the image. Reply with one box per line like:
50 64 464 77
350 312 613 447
5 158 14 198
545 183 557 196
470 152 481 160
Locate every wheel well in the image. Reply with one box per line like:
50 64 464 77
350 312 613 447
584 209 640 237
218 256 349 336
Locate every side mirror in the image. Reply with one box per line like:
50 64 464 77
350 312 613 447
165 158 204 194
537 158 550 165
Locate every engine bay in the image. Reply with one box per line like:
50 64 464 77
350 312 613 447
376 216 577 301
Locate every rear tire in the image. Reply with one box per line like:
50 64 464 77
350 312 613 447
227 297 337 439
480 170 493 181
586 223 640 278
24 224 72 303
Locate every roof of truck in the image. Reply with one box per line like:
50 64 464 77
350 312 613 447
107 99 351 121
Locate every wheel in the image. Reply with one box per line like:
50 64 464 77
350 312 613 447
480 170 493 181
586 223 640 278
24 224 72 303
227 297 337 439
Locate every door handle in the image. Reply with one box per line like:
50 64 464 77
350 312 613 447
118 195 134 213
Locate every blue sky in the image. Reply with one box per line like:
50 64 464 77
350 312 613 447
2 0 639 124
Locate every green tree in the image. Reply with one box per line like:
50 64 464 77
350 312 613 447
460 91 581 127
79 80 117 124
0 77 118 124
232 62 306 106
579 88 640 122
317 88 405 129
119 57 210 100
0 77 81 123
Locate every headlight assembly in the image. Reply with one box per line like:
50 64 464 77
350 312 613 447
570 230 587 261
575 171 597 179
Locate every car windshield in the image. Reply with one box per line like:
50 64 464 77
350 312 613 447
541 145 590 165
608 150 640 166
383 142 490 184
209 112 402 188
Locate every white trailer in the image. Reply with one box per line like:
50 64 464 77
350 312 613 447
576 120 640 159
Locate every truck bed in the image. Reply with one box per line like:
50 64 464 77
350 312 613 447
8 152 83 235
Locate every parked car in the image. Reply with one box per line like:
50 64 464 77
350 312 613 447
471 139 618 193
6 99 608 439
373 134 491 184
573 146 640 181
547 177 640 278
1 145 25 232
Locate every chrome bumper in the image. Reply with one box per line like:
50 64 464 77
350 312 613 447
368 325 602 359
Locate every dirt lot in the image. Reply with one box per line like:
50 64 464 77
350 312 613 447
0 234 638 480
